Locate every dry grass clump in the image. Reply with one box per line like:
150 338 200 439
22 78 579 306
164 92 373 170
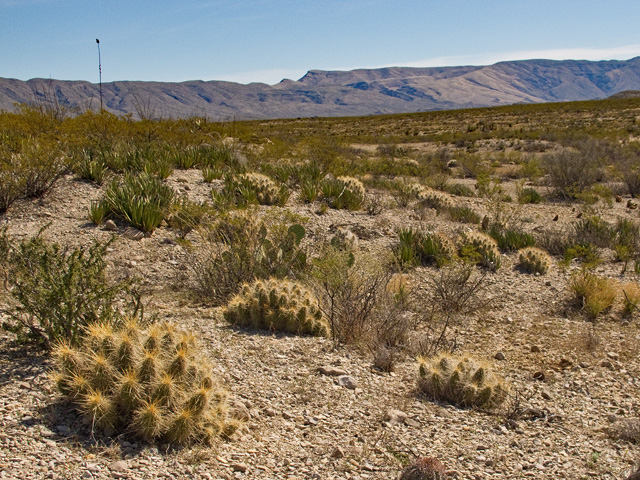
609 418 640 444
417 352 508 409
53 320 238 445
620 282 640 318
569 271 617 319
400 456 448 480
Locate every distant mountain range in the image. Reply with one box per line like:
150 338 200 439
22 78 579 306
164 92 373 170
3 57 640 120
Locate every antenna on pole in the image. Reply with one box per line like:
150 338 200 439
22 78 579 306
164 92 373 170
96 39 103 111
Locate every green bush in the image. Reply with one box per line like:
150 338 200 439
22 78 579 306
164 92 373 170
53 320 239 445
104 172 175 233
517 187 543 204
223 278 327 336
417 352 508 409
1 234 135 349
487 224 536 252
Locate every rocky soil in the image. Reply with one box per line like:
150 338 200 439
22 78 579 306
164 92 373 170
1 171 640 480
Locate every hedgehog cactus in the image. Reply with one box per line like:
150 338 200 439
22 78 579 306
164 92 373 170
330 227 359 251
518 247 551 274
400 456 448 480
53 320 238 445
337 176 365 199
417 186 454 211
417 352 507 409
459 230 501 271
223 278 328 336
224 172 288 206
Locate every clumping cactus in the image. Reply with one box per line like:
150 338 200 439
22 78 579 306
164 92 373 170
517 247 551 274
330 227 359 251
417 352 508 409
458 230 501 271
396 228 456 268
400 456 448 480
223 278 328 336
417 186 454 211
337 176 365 199
227 172 288 206
53 319 238 445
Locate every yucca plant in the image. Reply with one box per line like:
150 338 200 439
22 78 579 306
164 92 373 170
104 172 175 233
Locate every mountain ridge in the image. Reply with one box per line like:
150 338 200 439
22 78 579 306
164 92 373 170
3 57 640 120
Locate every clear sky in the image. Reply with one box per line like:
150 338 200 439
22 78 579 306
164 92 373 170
2 0 640 85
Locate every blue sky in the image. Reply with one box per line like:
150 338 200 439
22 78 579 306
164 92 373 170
2 0 640 85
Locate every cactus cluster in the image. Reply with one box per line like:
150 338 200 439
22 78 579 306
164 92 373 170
400 457 448 480
239 172 285 205
396 228 456 268
330 227 359 251
417 186 454 211
417 352 508 409
223 278 328 336
458 230 501 271
517 246 552 274
53 319 238 445
337 176 365 199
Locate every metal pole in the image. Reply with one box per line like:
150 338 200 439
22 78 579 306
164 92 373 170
96 39 103 111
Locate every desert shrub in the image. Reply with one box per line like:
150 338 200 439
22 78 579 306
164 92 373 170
543 149 601 198
223 278 327 336
570 271 617 319
486 224 536 252
613 218 640 273
17 138 68 198
1 234 135 349
104 172 175 233
319 176 365 210
444 182 474 197
517 247 552 274
562 243 602 268
572 215 615 249
310 247 405 348
517 186 543 204
412 263 490 356
53 320 238 445
417 352 508 409
400 457 448 480
0 164 25 214
458 230 501 271
621 282 640 318
165 198 213 238
187 210 307 305
218 172 289 207
395 228 456 268
534 228 571 257
444 205 481 224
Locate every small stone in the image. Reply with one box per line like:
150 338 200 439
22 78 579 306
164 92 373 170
229 399 251 421
108 460 128 472
541 390 552 400
559 358 573 369
606 352 619 361
383 409 408 426
338 376 357 390
330 447 345 458
494 352 505 361
318 366 348 376
104 220 117 231
532 371 546 381
530 345 542 353
231 463 247 473
264 408 277 417
55 425 70 435
601 360 615 370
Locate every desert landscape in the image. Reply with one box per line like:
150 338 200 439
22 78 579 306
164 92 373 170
1 96 640 480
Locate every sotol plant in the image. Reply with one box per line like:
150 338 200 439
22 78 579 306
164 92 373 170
517 247 552 274
417 352 508 409
53 320 239 445
223 278 328 336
